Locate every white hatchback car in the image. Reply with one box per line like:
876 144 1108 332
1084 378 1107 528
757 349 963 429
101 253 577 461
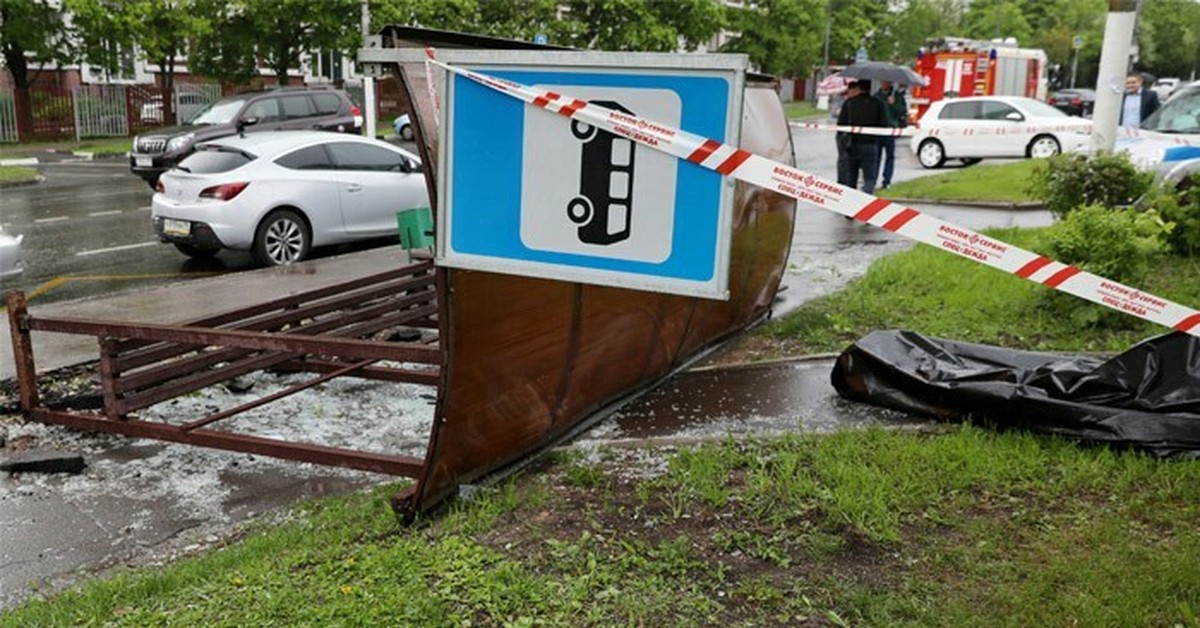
152 131 428 266
911 96 1093 168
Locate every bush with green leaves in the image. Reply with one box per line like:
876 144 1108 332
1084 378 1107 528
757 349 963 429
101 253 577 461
1041 203 1171 283
1030 152 1154 218
1141 174 1200 256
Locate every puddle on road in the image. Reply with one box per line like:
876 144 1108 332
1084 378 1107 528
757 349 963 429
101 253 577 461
584 358 926 443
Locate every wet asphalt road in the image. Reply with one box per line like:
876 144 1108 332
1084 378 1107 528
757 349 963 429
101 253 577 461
0 144 418 306
0 125 1052 610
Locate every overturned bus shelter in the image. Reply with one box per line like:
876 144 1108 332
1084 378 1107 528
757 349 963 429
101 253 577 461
4 27 797 520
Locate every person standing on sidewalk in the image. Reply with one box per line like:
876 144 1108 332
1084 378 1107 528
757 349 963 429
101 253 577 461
836 80 887 194
873 80 907 190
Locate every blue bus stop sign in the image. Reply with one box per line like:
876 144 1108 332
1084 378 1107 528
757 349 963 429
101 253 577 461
437 52 747 299
534 33 548 45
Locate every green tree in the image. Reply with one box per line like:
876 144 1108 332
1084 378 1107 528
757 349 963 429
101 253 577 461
1022 0 1104 89
823 0 885 65
68 0 208 123
191 0 358 86
557 0 722 52
962 0 1033 45
1138 0 1200 80
721 0 823 76
64 0 135 82
0 0 75 137
869 0 964 62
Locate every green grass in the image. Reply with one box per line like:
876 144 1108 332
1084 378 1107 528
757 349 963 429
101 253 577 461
0 137 131 159
879 160 1040 203
784 100 825 119
0 166 38 184
760 227 1200 355
4 426 1197 626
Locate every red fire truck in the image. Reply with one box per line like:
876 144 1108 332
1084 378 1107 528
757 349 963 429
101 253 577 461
910 37 1049 119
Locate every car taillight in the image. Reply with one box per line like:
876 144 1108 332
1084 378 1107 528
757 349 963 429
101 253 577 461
1071 97 1083 105
199 182 249 201
155 179 165 193
351 105 361 117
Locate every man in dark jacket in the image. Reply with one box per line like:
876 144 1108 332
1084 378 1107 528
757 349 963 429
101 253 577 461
836 80 888 194
873 80 907 189
1119 71 1160 128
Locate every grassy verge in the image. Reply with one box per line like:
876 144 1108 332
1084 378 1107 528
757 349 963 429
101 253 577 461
0 137 131 159
5 426 1197 626
744 227 1200 359
785 101 825 119
879 160 1039 204
0 166 38 184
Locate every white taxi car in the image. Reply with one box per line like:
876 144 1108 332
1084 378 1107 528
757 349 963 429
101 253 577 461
911 96 1093 168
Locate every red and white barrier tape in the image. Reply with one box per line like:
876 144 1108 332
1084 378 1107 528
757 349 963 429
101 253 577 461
790 119 1199 146
427 57 1200 337
423 47 441 127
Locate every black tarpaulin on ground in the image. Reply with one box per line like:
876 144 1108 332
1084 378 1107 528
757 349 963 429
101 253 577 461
831 330 1200 459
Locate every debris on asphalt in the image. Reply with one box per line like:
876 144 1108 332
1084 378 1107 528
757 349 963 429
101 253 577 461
0 449 87 474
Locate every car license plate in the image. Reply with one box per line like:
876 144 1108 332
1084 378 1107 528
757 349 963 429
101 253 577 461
163 219 190 236
136 156 152 167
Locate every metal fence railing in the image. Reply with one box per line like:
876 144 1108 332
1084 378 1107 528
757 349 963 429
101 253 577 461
0 83 223 143
74 85 128 139
0 92 17 143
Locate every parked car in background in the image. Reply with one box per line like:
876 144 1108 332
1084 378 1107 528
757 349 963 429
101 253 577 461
131 88 363 189
393 113 413 140
1152 77 1180 102
911 96 1092 168
152 131 427 266
139 92 210 124
1047 88 1095 117
1169 80 1199 102
0 226 24 280
1118 80 1200 190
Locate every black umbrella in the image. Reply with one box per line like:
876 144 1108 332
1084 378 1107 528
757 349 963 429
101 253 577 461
839 61 927 86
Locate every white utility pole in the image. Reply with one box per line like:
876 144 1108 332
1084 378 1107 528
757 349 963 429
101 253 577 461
361 0 376 139
1091 0 1138 152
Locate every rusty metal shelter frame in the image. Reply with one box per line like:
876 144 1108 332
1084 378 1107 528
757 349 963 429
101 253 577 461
5 27 797 520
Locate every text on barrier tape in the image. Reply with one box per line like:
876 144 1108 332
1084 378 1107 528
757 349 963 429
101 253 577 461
425 56 1200 338
789 120 1200 146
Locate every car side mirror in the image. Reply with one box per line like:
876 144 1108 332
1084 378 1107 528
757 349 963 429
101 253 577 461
236 116 260 134
1005 112 1023 121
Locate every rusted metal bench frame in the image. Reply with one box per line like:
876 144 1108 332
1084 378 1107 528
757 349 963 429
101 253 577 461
5 261 441 478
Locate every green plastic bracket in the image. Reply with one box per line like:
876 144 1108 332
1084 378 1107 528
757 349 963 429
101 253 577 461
397 207 434 251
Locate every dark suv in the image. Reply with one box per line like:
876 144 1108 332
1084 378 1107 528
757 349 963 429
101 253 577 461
130 87 362 188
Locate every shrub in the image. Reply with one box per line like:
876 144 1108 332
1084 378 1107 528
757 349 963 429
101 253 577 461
1142 174 1200 256
1038 204 1173 329
1041 203 1171 283
1030 152 1154 218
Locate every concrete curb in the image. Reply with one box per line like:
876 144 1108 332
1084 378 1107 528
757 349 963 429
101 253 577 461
0 150 129 165
0 174 45 189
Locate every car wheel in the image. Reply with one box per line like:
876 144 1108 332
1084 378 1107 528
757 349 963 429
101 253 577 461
918 139 945 169
173 242 219 259
400 125 414 141
1028 135 1061 159
252 209 310 266
960 158 982 166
